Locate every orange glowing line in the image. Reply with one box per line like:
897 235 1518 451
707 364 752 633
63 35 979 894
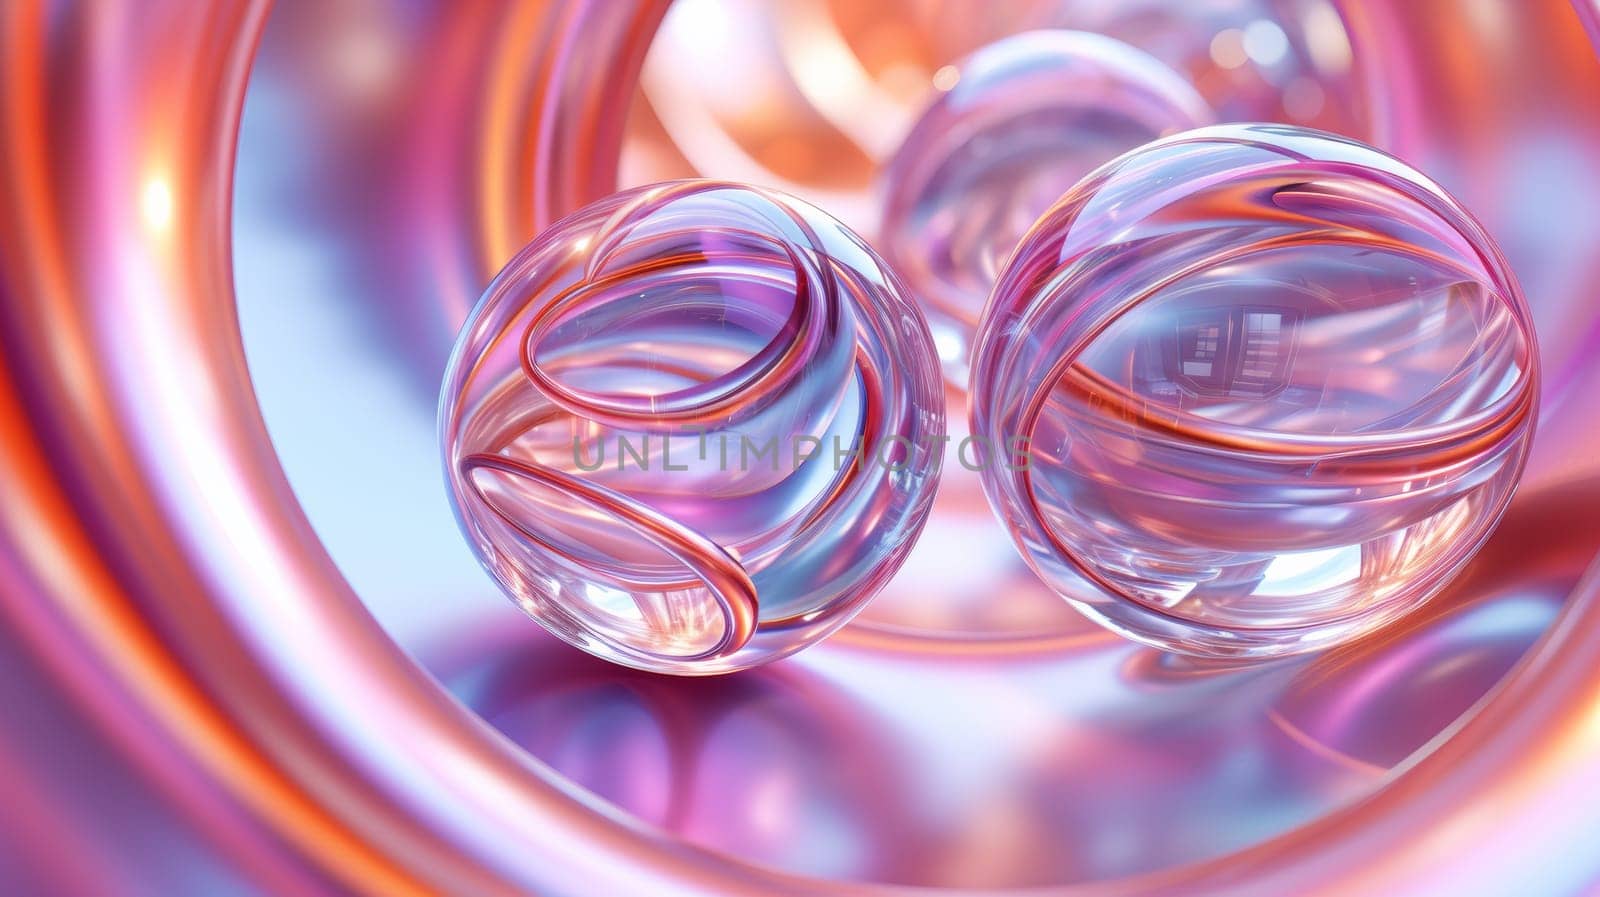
477 1 552 273
830 622 1120 658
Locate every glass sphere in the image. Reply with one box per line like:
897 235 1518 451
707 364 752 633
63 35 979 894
879 30 1213 386
441 181 945 674
970 124 1539 659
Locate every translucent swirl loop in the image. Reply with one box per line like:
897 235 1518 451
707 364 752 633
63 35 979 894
971 124 1540 658
441 180 945 674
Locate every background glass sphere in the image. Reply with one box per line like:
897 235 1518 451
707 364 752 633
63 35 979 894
441 181 945 674
971 123 1540 658
879 29 1213 385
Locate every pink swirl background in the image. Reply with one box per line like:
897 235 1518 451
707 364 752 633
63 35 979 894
3 2 1600 895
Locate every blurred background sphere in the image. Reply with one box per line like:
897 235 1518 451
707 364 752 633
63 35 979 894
878 29 1213 386
624 0 1367 229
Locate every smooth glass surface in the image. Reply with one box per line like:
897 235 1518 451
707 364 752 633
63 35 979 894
972 124 1540 657
441 181 945 673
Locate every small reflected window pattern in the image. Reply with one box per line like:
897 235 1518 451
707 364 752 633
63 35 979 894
1167 306 1300 397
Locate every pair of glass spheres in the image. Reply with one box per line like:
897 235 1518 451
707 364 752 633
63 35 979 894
440 31 1538 675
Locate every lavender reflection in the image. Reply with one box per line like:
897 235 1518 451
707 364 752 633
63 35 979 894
433 617 1375 888
421 477 1593 888
1270 482 1593 769
434 628 921 882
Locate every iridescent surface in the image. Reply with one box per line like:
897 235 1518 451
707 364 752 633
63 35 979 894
7 2 1600 897
441 181 944 673
879 30 1212 385
973 124 1540 658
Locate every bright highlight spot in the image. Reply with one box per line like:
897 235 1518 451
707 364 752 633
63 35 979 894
1209 29 1248 70
1243 20 1291 67
141 178 174 231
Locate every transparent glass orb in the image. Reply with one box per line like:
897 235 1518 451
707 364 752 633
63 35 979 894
879 30 1213 386
970 124 1539 659
441 181 944 674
